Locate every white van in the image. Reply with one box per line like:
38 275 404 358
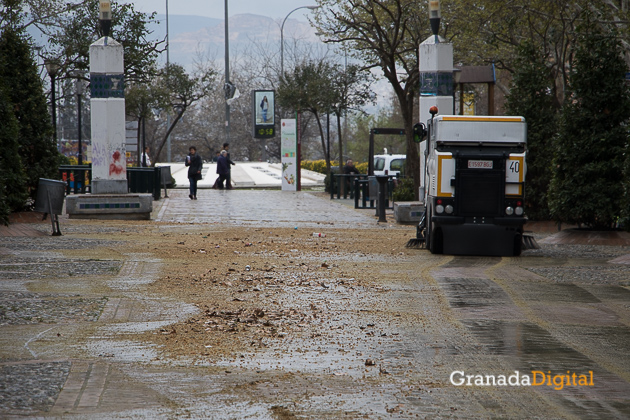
373 154 406 176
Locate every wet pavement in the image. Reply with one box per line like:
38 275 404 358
1 189 629 419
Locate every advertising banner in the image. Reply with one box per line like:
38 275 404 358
253 90 275 138
281 119 297 191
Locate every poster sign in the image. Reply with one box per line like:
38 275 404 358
281 119 297 191
252 90 275 138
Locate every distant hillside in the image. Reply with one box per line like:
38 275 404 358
147 14 222 44
147 13 317 68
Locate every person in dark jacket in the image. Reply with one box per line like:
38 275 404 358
341 159 361 197
185 146 203 199
222 142 236 189
215 150 229 189
343 159 361 175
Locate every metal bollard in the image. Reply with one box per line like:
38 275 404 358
376 175 388 222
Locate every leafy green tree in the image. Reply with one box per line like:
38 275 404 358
549 18 630 228
505 41 558 220
329 62 375 164
278 60 337 173
126 82 161 165
0 0 90 33
623 147 630 230
0 82 27 224
46 0 163 83
0 25 59 203
451 0 630 107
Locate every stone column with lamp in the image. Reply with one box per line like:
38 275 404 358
65 0 152 219
419 0 454 121
89 0 127 194
416 0 455 206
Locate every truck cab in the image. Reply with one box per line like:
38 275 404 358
423 115 527 256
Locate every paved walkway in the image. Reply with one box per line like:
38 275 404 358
155 189 380 229
0 212 48 237
159 162 325 189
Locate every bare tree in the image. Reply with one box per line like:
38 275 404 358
153 63 216 163
313 0 428 198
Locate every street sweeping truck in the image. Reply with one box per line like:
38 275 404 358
410 110 531 256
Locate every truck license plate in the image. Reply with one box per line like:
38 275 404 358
468 160 493 169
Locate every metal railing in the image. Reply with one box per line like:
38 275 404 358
330 174 398 210
330 174 368 199
59 165 167 200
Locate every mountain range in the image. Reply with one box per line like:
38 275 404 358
149 14 320 69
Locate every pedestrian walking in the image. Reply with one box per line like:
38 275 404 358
185 146 203 200
141 147 151 167
215 150 229 189
222 142 236 189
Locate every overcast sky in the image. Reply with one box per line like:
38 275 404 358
127 0 319 21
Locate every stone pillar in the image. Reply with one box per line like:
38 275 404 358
419 35 453 123
89 37 127 194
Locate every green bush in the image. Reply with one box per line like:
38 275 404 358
302 160 337 174
392 177 415 202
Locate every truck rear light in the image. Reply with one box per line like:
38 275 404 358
505 206 514 216
436 205 445 214
437 199 443 205
515 206 524 216
516 201 522 206
445 205 454 214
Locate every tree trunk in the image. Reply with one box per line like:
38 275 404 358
154 108 184 163
313 110 331 174
394 90 419 200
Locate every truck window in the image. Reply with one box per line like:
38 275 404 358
390 159 405 172
374 158 385 171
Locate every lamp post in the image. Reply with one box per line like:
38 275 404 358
225 0 230 144
45 59 60 149
280 5 319 77
428 0 441 41
75 74 85 165
166 0 171 161
281 5 318 192
452 68 461 115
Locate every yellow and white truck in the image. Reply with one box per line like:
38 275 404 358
419 113 527 256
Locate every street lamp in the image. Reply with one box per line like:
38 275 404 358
225 0 230 144
44 58 60 149
428 0 441 41
280 5 319 77
452 68 461 114
74 74 86 165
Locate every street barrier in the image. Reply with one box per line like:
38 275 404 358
127 167 162 200
59 165 91 195
330 174 397 210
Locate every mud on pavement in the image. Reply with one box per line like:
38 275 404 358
1 190 630 419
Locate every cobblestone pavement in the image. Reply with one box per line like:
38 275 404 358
156 189 377 228
0 189 628 419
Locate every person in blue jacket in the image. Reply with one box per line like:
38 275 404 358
215 150 229 189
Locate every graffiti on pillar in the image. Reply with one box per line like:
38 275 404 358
91 142 107 167
109 150 126 176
